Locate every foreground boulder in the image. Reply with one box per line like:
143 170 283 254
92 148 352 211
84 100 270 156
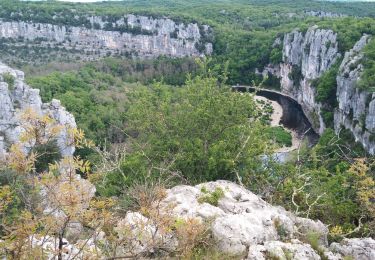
160 180 328 257
19 181 375 259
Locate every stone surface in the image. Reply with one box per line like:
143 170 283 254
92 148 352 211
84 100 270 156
279 26 341 134
334 35 375 154
0 62 76 158
15 180 375 259
247 240 321 260
160 180 328 256
0 14 212 62
330 238 375 260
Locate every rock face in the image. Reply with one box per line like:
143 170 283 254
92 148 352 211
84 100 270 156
279 26 341 134
272 26 375 153
0 15 212 63
248 240 321 260
116 180 375 259
0 62 76 158
334 35 375 154
304 11 347 18
160 181 328 257
20 180 375 259
330 238 375 260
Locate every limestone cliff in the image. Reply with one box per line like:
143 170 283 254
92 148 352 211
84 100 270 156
334 35 375 154
0 62 76 158
262 26 375 153
0 14 213 63
279 26 341 134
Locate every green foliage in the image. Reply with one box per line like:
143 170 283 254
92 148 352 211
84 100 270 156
97 72 270 196
315 61 340 106
2 72 15 90
288 65 302 84
306 232 328 260
263 73 282 90
358 39 375 91
265 126 292 147
270 46 283 64
321 109 334 129
32 140 62 173
27 57 197 147
273 218 289 241
198 187 225 206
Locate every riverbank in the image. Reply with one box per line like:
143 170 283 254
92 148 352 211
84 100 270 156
255 96 302 153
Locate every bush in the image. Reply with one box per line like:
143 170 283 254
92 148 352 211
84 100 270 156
315 61 340 107
32 140 62 173
198 187 225 206
288 65 302 84
265 126 292 147
2 72 15 90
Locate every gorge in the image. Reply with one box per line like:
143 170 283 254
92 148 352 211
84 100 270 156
262 26 375 154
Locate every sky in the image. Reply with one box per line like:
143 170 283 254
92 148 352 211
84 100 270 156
25 0 123 2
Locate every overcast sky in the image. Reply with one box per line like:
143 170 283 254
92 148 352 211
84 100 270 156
25 0 122 2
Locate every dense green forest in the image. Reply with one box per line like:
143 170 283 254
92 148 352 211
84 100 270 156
2 0 375 84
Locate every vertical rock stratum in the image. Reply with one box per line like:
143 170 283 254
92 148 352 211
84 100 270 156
279 26 341 134
266 25 375 154
334 35 375 154
0 62 76 158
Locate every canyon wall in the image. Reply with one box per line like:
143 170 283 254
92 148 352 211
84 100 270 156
279 26 341 134
0 14 213 63
334 35 375 154
266 26 375 153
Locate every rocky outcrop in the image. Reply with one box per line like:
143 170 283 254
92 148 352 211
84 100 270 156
158 180 328 257
112 180 375 259
0 15 212 63
334 35 375 154
330 238 375 260
21 180 375 259
304 11 347 18
0 62 76 158
248 240 321 260
279 26 341 134
266 26 375 153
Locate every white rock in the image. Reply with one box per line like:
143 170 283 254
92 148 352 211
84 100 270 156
247 240 321 260
0 15 213 60
0 62 76 158
330 238 375 260
334 35 375 154
160 180 328 256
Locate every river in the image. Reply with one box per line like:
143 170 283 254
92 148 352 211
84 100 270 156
233 86 320 161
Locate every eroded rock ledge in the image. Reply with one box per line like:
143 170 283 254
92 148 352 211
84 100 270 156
0 14 213 63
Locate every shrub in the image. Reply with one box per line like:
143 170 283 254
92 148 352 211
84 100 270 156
2 72 15 90
288 65 302 84
198 187 225 206
265 126 292 147
32 140 62 173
